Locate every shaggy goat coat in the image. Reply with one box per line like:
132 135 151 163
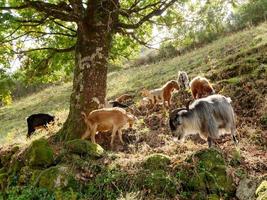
177 71 190 89
169 94 238 147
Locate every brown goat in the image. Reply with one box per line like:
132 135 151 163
190 76 215 99
142 80 179 107
81 107 136 148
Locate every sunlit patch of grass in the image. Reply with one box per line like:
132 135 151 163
226 77 242 85
0 82 72 145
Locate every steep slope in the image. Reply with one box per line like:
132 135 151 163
0 22 266 200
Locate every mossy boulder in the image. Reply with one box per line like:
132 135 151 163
17 166 41 185
137 170 177 197
65 139 104 158
143 154 171 171
34 165 76 191
256 180 267 200
175 148 235 199
190 148 225 170
25 138 54 168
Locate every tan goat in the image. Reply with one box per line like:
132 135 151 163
81 107 136 148
141 80 179 107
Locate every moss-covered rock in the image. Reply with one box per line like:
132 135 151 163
65 139 104 158
190 148 225 171
143 154 171 171
34 165 76 191
17 166 41 185
207 194 220 200
8 158 24 176
175 148 235 199
25 138 54 168
256 180 267 200
136 169 177 197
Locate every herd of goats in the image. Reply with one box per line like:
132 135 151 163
26 71 238 149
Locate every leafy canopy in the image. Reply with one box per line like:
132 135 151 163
0 0 184 84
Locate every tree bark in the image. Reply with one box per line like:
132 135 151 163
59 0 118 140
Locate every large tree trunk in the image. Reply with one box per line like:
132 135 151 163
59 0 118 140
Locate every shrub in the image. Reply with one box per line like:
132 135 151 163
234 0 267 28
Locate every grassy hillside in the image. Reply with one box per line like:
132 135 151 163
0 23 267 144
0 22 266 146
0 22 267 200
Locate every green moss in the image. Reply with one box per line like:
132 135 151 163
207 165 234 194
0 146 19 168
226 77 241 85
8 159 24 175
256 180 267 200
17 166 41 185
176 167 206 191
30 169 42 184
25 138 54 168
143 154 171 171
85 168 129 200
35 166 75 191
175 149 235 198
207 194 220 200
192 148 225 171
0 172 7 185
0 168 6 174
140 170 176 197
65 139 104 158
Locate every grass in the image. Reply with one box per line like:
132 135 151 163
0 22 267 145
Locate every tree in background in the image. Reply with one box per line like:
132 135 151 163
233 0 267 28
0 0 183 140
0 69 14 106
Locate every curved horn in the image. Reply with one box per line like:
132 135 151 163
185 100 191 111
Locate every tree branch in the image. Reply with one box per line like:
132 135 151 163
0 4 28 10
117 28 157 49
27 0 79 22
0 1 79 22
12 45 76 54
0 30 76 45
52 20 77 33
117 0 178 29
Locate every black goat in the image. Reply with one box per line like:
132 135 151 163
26 113 55 138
